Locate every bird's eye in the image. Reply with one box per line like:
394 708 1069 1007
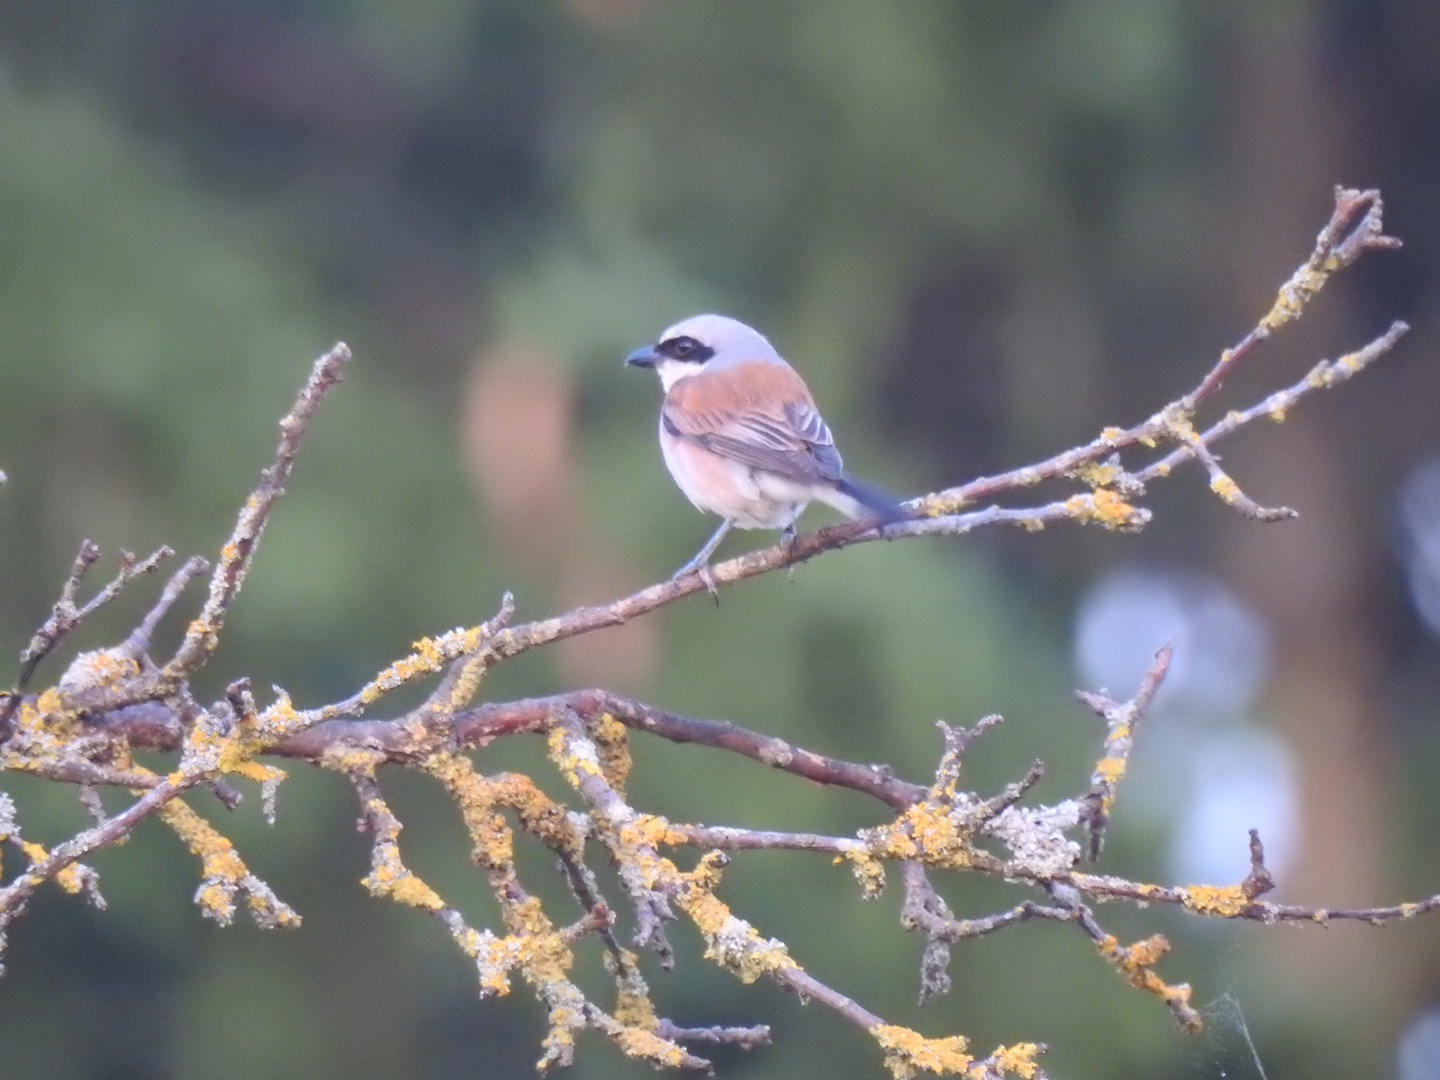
658 335 712 363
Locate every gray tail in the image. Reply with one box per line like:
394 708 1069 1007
834 473 906 523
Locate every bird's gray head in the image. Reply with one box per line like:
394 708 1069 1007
625 314 782 390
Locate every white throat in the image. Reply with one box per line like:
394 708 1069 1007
655 359 701 392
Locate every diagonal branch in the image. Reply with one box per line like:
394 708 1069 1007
1 543 173 731
1075 644 1173 858
164 342 350 680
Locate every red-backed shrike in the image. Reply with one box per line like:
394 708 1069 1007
626 314 902 578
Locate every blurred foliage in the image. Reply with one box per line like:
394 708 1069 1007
0 2 1433 1079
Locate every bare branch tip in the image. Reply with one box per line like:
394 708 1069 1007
1242 829 1275 900
208 779 245 811
318 341 351 373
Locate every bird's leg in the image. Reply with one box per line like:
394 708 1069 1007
782 522 797 580
673 519 732 586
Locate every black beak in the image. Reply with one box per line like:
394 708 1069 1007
625 345 657 369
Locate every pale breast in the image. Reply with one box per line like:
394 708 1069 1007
659 423 807 530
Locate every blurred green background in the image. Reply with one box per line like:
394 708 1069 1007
1 2 1439 1078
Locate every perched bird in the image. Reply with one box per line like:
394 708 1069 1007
626 314 903 578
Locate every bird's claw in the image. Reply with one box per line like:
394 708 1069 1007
698 565 720 602
671 561 720 603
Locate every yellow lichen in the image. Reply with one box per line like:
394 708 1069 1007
419 751 593 1034
372 752 590 1024
1065 488 1143 531
319 745 387 774
157 799 290 925
355 623 491 706
1070 461 1121 489
475 932 524 996
496 775 585 856
423 752 580 870
365 856 446 911
546 727 605 787
591 713 632 794
181 615 219 656
19 839 48 864
920 492 970 517
982 1042 1043 1079
1261 267 1328 331
229 759 285 787
872 1024 972 1079
505 896 574 985
179 716 245 775
1181 884 1250 917
1305 362 1334 389
53 863 88 895
867 801 975 870
842 848 887 898
1093 755 1126 785
14 837 94 895
620 814 675 857
1209 474 1241 503
258 690 301 731
158 802 245 882
675 853 794 983
1096 933 1200 1033
442 653 490 712
23 688 85 743
58 649 139 692
539 1000 585 1071
612 959 658 1030
614 1027 687 1069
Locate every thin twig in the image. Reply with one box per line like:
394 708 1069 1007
655 1019 772 1051
1137 320 1410 485
121 555 210 659
1242 829 1275 900
1187 186 1400 405
1076 643 1173 859
0 775 196 923
165 342 350 679
2 541 173 736
15 539 102 689
664 824 860 853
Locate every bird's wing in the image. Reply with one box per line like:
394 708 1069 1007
662 361 844 483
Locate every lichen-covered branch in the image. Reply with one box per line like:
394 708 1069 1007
1075 643 1172 858
0 189 1425 1078
164 343 350 680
